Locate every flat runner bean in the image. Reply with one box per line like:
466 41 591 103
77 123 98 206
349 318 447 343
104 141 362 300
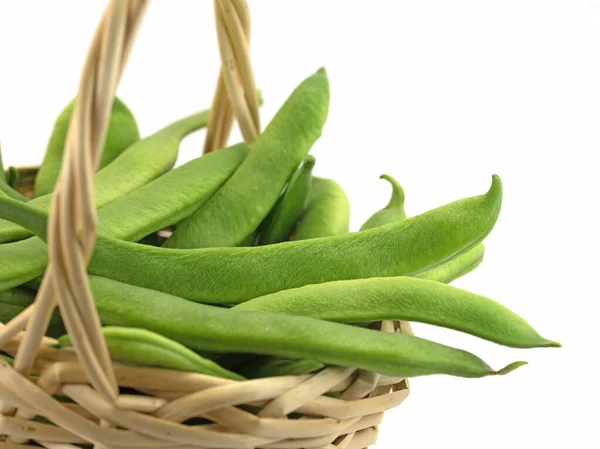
0 144 248 291
58 326 243 380
415 243 485 283
87 275 525 379
165 69 329 249
35 97 140 197
259 155 316 245
294 177 350 240
234 276 559 349
0 109 211 243
0 176 503 302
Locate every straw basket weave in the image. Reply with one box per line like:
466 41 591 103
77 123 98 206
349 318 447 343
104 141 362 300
0 1 412 447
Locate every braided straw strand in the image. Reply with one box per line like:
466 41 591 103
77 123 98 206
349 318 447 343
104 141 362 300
0 0 148 421
203 0 260 153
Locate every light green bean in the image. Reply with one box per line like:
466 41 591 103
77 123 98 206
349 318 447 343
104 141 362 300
58 326 243 380
415 243 485 283
87 275 525 379
0 176 503 303
0 109 211 244
294 177 350 240
0 144 248 292
234 276 559 349
165 69 329 249
259 155 315 245
360 174 406 231
35 97 140 197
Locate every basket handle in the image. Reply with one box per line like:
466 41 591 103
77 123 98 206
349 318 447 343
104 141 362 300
1 0 259 405
204 0 261 153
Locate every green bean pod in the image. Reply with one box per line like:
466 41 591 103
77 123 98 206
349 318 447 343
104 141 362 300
90 177 503 303
97 143 248 242
34 97 140 197
0 175 503 302
87 275 525 379
6 167 18 189
0 144 248 292
234 276 558 349
294 177 350 240
259 155 316 245
58 326 243 380
0 181 28 202
238 357 325 379
0 109 211 244
0 143 4 180
0 144 28 202
0 287 66 338
360 174 406 231
164 69 330 249
415 243 485 283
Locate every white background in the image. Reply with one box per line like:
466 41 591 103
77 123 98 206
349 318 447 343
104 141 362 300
0 1 596 448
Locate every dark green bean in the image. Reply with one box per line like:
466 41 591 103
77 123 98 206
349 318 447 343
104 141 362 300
294 177 350 240
34 97 140 197
164 69 329 249
360 174 406 231
87 275 525 379
58 326 243 380
0 176 503 303
0 287 66 338
234 276 559 349
0 109 211 244
0 143 28 202
259 155 315 245
238 357 325 379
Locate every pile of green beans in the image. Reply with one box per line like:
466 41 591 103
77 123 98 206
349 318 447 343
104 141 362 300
0 69 558 385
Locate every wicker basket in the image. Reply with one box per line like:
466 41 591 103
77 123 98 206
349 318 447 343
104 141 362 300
0 1 411 447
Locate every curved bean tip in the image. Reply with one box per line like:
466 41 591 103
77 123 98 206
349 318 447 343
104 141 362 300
489 174 502 196
379 173 405 206
304 154 316 168
316 67 327 76
541 339 561 348
493 361 528 376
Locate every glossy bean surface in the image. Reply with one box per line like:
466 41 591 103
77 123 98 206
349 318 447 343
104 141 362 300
234 276 558 349
58 326 243 380
34 97 140 197
87 275 523 378
294 177 350 240
0 109 210 243
360 174 406 231
164 69 329 249
259 155 315 245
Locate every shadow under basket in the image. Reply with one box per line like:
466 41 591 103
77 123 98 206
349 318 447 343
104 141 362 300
0 166 412 448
